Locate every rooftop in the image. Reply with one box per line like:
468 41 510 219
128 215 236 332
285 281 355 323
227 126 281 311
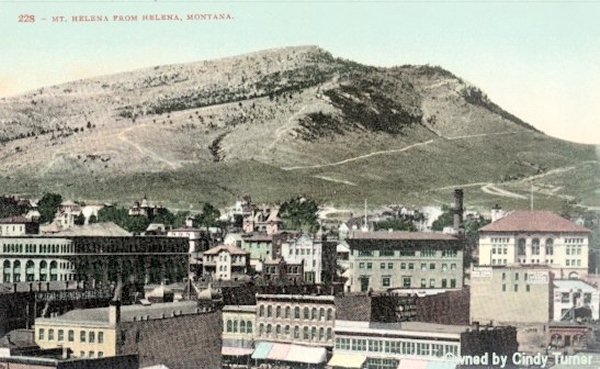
480 210 590 233
36 301 201 325
349 231 458 241
223 305 257 313
554 279 597 291
0 215 33 224
203 244 248 256
41 222 131 237
335 320 469 336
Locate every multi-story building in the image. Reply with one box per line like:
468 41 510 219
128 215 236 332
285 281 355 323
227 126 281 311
242 206 282 235
346 231 463 293
222 305 256 364
240 232 293 271
478 210 591 279
470 265 554 324
202 244 250 281
34 301 221 369
262 258 304 284
330 320 517 369
0 235 189 285
255 294 335 347
0 215 39 236
281 234 323 284
553 279 600 321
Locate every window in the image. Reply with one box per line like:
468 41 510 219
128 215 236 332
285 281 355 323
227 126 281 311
421 263 427 270
233 320 238 333
276 306 281 318
226 320 233 332
276 324 281 337
545 239 554 255
561 293 570 303
382 276 391 287
518 239 526 256
326 328 332 341
89 331 95 343
259 305 265 317
266 324 272 335
514 284 519 292
429 263 436 270
380 263 386 269
80 331 86 343
247 321 253 334
429 279 435 288
303 327 309 340
526 285 531 292
98 352 104 358
240 320 246 333
585 293 592 304
359 262 365 269
421 249 436 257
294 326 300 339
403 277 411 288
285 306 291 318
441 279 447 288
38 328 44 340
400 263 406 270
311 307 317 320
267 305 272 317
48 329 54 341
442 264 448 271
450 279 456 288
366 263 372 269
58 330 64 342
294 307 300 319
420 279 426 288
88 351 94 358
502 284 506 292
408 263 414 270
450 263 457 270
388 263 393 269
303 307 309 319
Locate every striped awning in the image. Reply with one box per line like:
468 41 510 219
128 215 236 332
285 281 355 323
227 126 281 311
251 342 273 360
328 353 367 368
267 343 292 361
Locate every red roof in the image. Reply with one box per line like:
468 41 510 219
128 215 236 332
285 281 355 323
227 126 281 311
480 211 591 233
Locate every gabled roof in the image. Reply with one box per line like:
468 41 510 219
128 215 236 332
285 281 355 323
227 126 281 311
480 211 591 233
203 244 248 256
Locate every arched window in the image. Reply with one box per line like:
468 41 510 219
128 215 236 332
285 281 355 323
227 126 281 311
226 320 233 332
13 260 21 282
545 239 554 255
311 307 317 320
294 307 300 319
517 239 526 256
326 328 332 341
89 332 95 343
49 260 58 281
276 306 281 318
319 327 324 341
303 307 309 319
259 305 265 317
266 324 272 335
3 260 11 283
26 260 35 282
311 327 317 340
233 320 238 333
246 321 253 334
294 326 300 339
276 324 281 336
532 238 540 255
267 305 272 318
240 320 246 333
303 327 309 339
284 325 290 337
327 308 333 321
319 308 325 320
258 323 264 335
285 306 291 318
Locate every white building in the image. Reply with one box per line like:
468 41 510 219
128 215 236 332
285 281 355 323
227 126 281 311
479 211 591 279
553 279 600 321
280 234 322 284
201 244 250 281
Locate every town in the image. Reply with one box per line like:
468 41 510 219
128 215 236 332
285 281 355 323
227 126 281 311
0 189 599 369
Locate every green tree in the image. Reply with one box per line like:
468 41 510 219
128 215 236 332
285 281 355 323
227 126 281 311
38 193 63 224
74 213 85 225
88 214 98 224
374 218 416 232
194 203 221 230
431 206 453 231
279 196 319 233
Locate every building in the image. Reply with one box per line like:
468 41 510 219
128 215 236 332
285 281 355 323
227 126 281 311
222 305 256 365
128 195 165 219
240 232 293 271
478 210 591 279
470 265 553 324
34 301 218 364
553 279 600 321
346 231 463 293
242 206 282 235
202 244 250 281
261 258 304 284
255 294 335 347
0 215 40 236
0 235 189 285
331 320 517 369
281 234 323 284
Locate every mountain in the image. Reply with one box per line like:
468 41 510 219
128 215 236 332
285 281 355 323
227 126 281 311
0 46 598 211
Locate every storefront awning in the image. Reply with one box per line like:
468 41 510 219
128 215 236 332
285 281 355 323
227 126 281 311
397 359 429 369
285 344 327 364
328 353 367 368
252 342 273 360
222 346 254 356
267 343 292 361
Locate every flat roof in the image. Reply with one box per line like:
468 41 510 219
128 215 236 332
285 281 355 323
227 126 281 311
223 305 256 313
36 301 201 325
349 231 458 241
554 279 597 292
334 320 468 337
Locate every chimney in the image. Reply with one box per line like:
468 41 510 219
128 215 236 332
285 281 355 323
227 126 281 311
108 300 121 327
453 189 464 233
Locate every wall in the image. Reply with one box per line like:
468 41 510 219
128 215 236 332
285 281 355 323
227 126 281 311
417 289 470 325
117 311 221 369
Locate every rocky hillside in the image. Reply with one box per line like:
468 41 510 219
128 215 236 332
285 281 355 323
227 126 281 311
0 46 597 210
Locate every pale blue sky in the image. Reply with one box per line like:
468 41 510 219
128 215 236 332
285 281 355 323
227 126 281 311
1 1 599 144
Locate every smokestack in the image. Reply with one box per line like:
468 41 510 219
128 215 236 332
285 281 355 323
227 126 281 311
453 189 464 233
108 300 121 327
